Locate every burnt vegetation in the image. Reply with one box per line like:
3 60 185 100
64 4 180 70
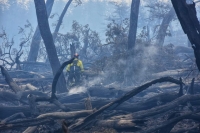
1 0 200 133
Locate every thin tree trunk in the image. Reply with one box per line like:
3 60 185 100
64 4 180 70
34 0 67 92
52 0 73 41
45 0 73 63
127 0 140 50
155 7 175 46
27 0 54 62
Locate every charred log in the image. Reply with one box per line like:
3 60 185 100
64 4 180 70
69 77 183 131
0 112 25 124
22 110 93 133
0 118 54 130
116 94 200 120
137 112 200 133
0 65 22 93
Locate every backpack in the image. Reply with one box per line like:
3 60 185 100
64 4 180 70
70 60 81 73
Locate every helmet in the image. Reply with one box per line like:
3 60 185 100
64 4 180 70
74 53 79 58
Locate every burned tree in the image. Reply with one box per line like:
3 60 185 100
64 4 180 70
146 0 176 46
155 7 175 46
28 0 73 62
27 0 54 62
52 0 73 42
127 0 140 50
0 24 32 70
171 0 200 71
33 0 66 92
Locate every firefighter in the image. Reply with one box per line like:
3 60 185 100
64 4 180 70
66 53 84 86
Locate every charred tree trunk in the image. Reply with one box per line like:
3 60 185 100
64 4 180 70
155 7 175 46
22 110 93 133
127 0 140 50
52 0 73 41
0 66 22 93
34 0 66 92
171 0 200 71
27 0 54 62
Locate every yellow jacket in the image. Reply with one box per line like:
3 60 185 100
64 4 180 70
66 58 84 72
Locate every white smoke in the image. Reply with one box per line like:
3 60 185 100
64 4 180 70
68 86 87 95
68 74 104 94
16 0 31 9
0 0 10 9
0 0 9 4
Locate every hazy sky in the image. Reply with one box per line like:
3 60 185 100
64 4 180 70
0 0 190 47
0 0 128 44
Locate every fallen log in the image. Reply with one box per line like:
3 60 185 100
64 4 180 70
20 90 48 101
58 92 88 103
6 110 93 125
0 65 48 104
69 77 183 131
0 90 48 104
0 91 20 104
22 110 93 133
0 112 25 124
0 118 54 130
24 83 38 91
23 126 37 133
0 70 46 78
0 65 22 93
0 101 104 118
121 92 180 112
114 94 200 120
94 119 144 132
136 112 200 133
171 125 199 133
0 91 184 119
29 90 180 112
0 77 53 84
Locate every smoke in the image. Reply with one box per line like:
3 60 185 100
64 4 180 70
68 75 104 95
0 0 9 5
68 86 87 95
0 0 32 10
134 45 158 83
0 0 10 10
16 0 31 9
99 44 160 86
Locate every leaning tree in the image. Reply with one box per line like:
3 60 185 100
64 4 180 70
27 0 54 62
33 0 67 92
171 0 200 71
